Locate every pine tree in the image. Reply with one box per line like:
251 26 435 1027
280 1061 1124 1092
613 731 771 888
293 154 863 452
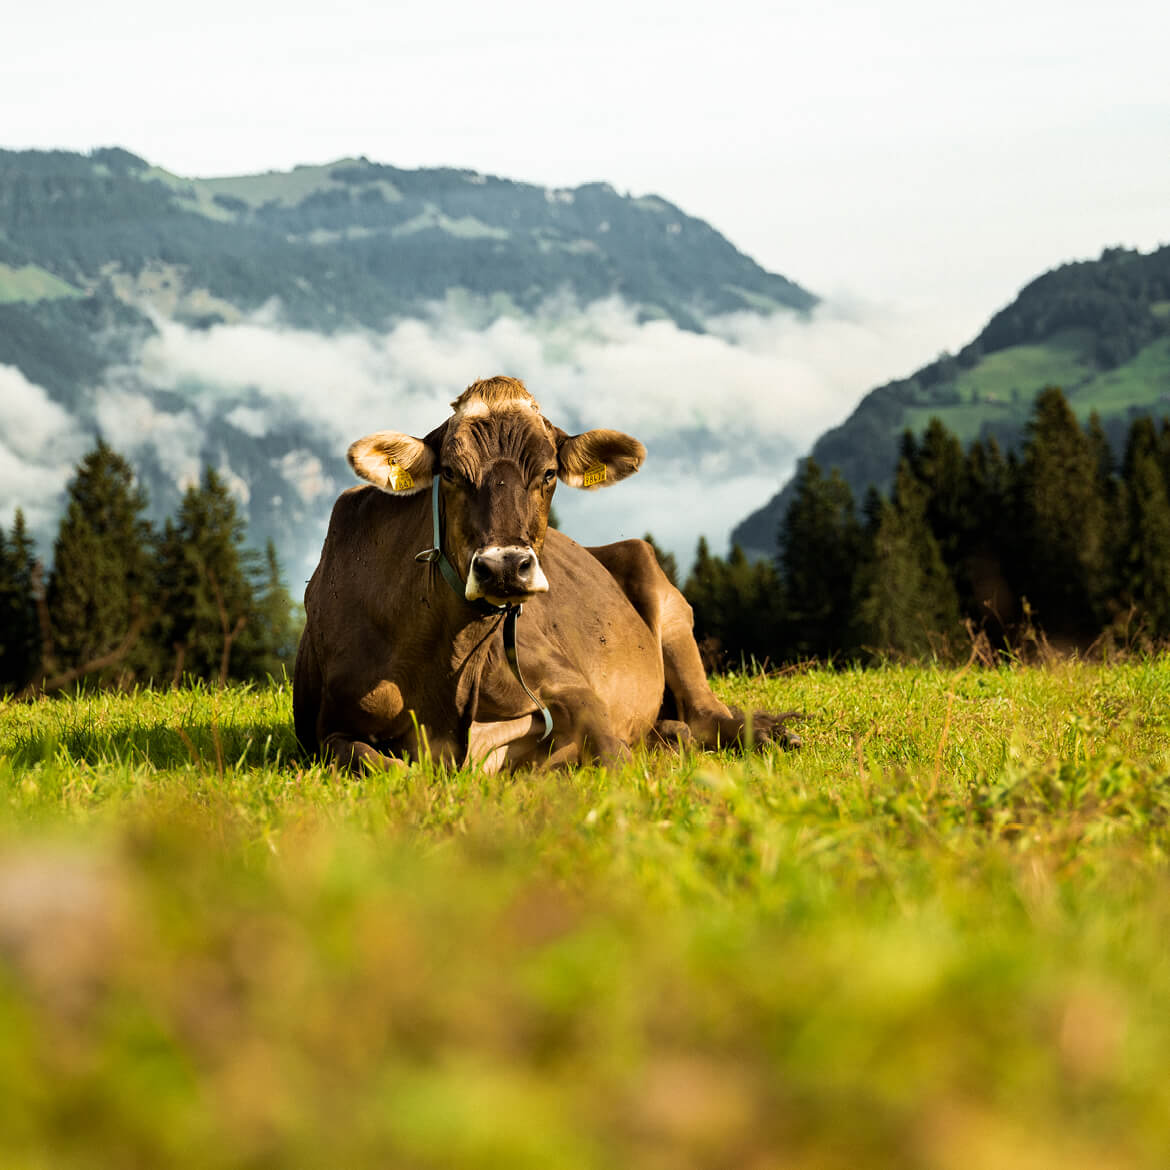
684 540 786 668
854 462 963 659
720 544 786 667
780 459 862 659
157 467 257 684
0 511 41 693
905 417 967 571
685 536 726 660
1017 387 1109 638
245 540 302 680
47 440 155 684
1118 417 1170 637
963 436 1019 636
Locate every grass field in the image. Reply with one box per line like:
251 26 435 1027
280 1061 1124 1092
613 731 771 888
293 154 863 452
3 664 1170 1168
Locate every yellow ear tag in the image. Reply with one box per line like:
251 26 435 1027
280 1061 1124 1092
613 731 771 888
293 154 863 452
387 462 414 491
582 462 607 487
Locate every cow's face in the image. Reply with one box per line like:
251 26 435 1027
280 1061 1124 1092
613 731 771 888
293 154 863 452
348 377 645 607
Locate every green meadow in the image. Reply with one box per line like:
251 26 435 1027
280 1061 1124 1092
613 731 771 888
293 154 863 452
3 663 1170 1168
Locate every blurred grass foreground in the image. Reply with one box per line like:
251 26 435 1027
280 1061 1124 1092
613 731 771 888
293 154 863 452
3 663 1170 1168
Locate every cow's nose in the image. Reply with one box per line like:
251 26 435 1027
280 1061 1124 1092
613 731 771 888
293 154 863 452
466 545 549 603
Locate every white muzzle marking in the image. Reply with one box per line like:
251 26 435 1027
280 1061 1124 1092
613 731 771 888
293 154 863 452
465 545 549 603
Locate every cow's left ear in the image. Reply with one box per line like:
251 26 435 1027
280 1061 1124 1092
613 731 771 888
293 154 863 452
347 431 435 496
555 428 646 490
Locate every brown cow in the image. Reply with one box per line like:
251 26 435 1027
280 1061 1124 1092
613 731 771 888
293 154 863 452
294 376 794 771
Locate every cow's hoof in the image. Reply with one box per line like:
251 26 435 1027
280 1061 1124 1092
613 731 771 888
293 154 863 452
746 711 802 751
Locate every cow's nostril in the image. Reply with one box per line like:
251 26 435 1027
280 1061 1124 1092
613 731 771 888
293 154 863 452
517 555 533 574
472 558 493 581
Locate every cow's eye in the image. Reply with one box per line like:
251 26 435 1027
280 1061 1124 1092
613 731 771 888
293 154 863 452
542 468 557 486
441 466 457 483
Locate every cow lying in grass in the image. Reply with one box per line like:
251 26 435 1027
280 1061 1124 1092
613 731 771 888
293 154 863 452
294 376 795 771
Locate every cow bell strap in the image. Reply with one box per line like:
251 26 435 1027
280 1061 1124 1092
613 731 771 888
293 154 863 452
503 604 554 742
414 475 466 597
416 477 553 744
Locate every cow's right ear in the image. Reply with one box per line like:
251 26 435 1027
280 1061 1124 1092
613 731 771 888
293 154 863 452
347 431 435 496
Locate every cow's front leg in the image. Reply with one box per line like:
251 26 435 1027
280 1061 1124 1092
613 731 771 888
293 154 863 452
658 587 800 750
540 685 632 769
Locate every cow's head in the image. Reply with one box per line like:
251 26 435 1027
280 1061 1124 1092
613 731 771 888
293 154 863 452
348 376 645 607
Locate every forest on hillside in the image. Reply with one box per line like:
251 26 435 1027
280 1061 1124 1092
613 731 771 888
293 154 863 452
732 244 1170 555
690 386 1170 666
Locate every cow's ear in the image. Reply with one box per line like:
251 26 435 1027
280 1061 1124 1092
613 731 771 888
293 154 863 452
554 428 646 490
347 431 435 496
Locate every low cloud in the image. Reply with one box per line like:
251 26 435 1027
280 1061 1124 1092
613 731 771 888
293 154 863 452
132 294 944 567
3 295 950 582
0 364 88 534
92 387 205 494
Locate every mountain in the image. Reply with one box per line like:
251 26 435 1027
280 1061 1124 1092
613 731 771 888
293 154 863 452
731 244 1170 559
0 146 816 578
0 146 814 337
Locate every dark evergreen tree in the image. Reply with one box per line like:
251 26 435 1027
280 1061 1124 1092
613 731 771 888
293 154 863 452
245 540 302 680
962 436 1019 634
720 544 786 667
1117 417 1170 637
0 511 42 693
46 440 156 683
854 462 963 659
1087 411 1126 609
1156 419 1170 502
685 536 726 663
684 540 785 669
780 460 862 659
156 467 257 684
1016 387 1109 638
905 417 967 572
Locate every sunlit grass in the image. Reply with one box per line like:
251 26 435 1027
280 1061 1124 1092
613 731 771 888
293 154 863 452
3 663 1170 1167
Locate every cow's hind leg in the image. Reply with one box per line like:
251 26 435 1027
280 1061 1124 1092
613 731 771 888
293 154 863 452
658 585 798 748
587 539 799 751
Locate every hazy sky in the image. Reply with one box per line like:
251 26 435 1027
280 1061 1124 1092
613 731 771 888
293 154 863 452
6 0 1167 342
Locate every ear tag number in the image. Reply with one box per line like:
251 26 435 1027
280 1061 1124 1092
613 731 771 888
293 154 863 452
582 462 607 487
387 462 414 491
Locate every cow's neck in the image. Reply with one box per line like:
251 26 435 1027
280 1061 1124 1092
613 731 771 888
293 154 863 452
414 476 466 597
411 478 551 744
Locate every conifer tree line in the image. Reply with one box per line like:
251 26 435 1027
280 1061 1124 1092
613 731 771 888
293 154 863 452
0 440 301 695
682 387 1170 666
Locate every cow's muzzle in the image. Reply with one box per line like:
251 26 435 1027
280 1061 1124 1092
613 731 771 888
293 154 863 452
465 545 549 606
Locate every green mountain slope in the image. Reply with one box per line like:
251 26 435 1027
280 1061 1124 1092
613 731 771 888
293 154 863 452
732 245 1170 558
